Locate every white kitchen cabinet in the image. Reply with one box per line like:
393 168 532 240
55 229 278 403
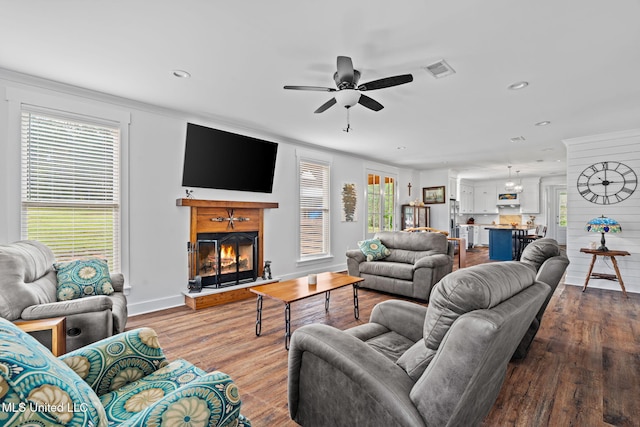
519 178 541 213
459 183 474 214
473 184 498 214
478 226 490 246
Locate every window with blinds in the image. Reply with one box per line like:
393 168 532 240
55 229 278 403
299 159 330 258
21 110 121 271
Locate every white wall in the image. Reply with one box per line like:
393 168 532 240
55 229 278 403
563 130 640 294
418 168 451 232
0 70 407 315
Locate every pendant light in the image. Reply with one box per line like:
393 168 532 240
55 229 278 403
514 170 524 193
505 165 515 191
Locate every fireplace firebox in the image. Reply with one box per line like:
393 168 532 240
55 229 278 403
194 232 258 287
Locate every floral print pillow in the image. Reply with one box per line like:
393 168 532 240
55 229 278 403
54 258 115 301
358 238 391 261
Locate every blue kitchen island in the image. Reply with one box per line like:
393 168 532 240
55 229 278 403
485 226 533 261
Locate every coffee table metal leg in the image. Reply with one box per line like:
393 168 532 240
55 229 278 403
353 284 359 319
325 291 331 312
285 303 291 350
255 295 263 336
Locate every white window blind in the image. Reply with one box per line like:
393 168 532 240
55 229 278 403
299 159 330 258
21 110 121 271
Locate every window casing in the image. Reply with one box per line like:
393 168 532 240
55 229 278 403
21 110 121 271
299 158 331 259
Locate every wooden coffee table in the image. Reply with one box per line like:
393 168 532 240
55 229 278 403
250 272 364 349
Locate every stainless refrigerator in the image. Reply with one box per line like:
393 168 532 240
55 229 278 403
449 199 459 238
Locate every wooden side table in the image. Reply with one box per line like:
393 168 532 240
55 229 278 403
580 248 630 298
14 317 66 356
447 237 466 269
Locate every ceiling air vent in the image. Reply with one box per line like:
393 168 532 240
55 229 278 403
423 59 456 79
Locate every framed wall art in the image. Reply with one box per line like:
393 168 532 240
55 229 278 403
422 186 446 204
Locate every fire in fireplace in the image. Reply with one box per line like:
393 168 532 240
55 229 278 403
194 231 258 287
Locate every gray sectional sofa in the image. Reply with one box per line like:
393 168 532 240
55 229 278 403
288 261 551 426
346 231 454 300
513 237 569 358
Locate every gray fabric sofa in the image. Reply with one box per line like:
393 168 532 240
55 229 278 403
514 237 569 359
346 231 454 300
288 262 550 427
0 240 127 352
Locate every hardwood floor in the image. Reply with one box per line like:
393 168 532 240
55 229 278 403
127 247 640 426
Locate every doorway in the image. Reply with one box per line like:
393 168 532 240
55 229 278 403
548 185 567 245
365 170 396 238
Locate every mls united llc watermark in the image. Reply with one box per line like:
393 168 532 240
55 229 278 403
1 401 91 414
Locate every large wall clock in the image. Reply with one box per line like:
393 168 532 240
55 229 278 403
577 161 637 204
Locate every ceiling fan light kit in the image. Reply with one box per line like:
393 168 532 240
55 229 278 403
335 89 361 108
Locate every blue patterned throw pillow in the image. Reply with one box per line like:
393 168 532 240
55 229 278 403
358 238 391 261
54 258 115 301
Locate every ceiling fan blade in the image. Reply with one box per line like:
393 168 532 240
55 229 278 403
336 56 355 84
357 74 413 91
358 94 384 111
314 97 337 113
284 85 336 92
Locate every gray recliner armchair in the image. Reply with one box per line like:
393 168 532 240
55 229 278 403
514 237 569 359
346 231 454 301
288 262 550 427
0 240 127 352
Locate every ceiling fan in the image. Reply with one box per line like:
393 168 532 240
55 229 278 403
284 56 413 114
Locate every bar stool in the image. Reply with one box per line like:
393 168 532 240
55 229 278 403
516 226 547 259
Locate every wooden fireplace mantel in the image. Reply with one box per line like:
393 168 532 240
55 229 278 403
176 199 279 209
177 198 279 309
177 198 279 241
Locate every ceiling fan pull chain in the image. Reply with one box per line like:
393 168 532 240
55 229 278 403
343 107 352 132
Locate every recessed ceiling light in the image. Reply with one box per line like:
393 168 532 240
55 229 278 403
508 81 529 90
396 146 407 150
172 69 191 78
535 120 551 126
510 136 526 143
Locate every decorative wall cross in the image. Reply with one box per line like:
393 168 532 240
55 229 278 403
210 209 250 229
408 182 412 197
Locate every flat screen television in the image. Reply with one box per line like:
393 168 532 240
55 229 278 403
182 123 278 193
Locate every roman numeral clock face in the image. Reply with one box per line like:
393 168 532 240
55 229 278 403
577 161 637 204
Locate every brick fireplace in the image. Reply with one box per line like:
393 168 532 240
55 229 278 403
177 198 278 309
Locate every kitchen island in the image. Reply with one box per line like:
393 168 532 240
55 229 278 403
485 225 534 261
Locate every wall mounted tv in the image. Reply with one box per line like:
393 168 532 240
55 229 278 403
182 123 278 193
